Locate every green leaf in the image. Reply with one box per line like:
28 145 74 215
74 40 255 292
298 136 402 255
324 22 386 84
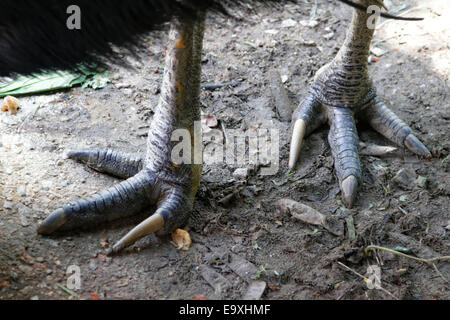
0 65 109 97
251 266 266 280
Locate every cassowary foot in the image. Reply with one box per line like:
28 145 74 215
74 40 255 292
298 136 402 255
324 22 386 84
37 15 205 255
289 91 430 208
37 148 193 255
289 1 430 208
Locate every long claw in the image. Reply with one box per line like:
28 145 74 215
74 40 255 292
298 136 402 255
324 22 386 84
341 175 358 208
289 119 306 170
109 213 164 254
108 186 190 254
289 93 325 170
404 134 431 159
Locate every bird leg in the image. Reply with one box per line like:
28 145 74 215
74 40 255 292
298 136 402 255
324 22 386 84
38 13 205 254
289 0 430 208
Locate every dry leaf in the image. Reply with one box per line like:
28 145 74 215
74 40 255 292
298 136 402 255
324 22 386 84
201 113 218 128
276 198 326 226
171 228 192 251
4 95 19 114
276 198 344 236
90 292 100 300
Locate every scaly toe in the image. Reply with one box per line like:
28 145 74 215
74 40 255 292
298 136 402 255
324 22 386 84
404 134 431 159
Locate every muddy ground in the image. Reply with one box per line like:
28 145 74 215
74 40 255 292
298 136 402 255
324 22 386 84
0 0 449 300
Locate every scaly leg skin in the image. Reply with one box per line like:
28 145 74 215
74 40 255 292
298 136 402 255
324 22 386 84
289 0 430 208
37 13 205 255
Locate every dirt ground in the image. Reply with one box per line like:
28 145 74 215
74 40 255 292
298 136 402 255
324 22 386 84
0 0 448 300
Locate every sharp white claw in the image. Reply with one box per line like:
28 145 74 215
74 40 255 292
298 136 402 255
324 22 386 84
289 119 307 170
110 213 164 254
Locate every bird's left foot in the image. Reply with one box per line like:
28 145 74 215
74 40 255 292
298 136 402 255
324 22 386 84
289 88 431 208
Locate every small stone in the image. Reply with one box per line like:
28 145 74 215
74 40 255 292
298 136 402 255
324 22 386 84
23 141 36 151
300 20 319 28
19 265 33 274
371 47 387 57
3 201 13 210
232 168 248 180
116 83 131 89
281 18 297 28
89 260 98 271
264 29 279 35
416 175 427 188
392 168 416 190
30 296 39 300
123 88 134 96
20 285 32 295
18 204 32 227
323 32 335 40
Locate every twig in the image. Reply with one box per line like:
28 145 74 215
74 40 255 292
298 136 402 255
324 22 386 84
337 261 398 300
365 245 450 264
17 104 42 133
432 263 450 284
220 120 228 145
309 0 318 21
201 81 240 91
56 283 78 297
376 5 428 30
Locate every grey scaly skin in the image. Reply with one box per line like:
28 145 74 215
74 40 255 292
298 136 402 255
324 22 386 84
289 0 431 208
37 1 428 253
38 14 205 254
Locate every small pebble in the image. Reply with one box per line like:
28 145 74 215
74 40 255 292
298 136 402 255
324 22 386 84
233 168 248 180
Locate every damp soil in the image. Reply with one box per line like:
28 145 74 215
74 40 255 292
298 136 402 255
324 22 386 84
0 0 448 300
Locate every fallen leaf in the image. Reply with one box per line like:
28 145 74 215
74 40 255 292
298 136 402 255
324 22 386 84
276 198 326 226
90 292 100 300
276 198 344 236
268 284 280 291
99 238 109 249
201 113 218 128
4 96 19 114
0 281 8 288
171 229 192 251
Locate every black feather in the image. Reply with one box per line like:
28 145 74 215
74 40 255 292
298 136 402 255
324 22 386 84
0 0 421 77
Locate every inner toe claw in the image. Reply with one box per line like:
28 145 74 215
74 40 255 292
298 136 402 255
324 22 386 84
289 119 307 170
110 213 165 254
